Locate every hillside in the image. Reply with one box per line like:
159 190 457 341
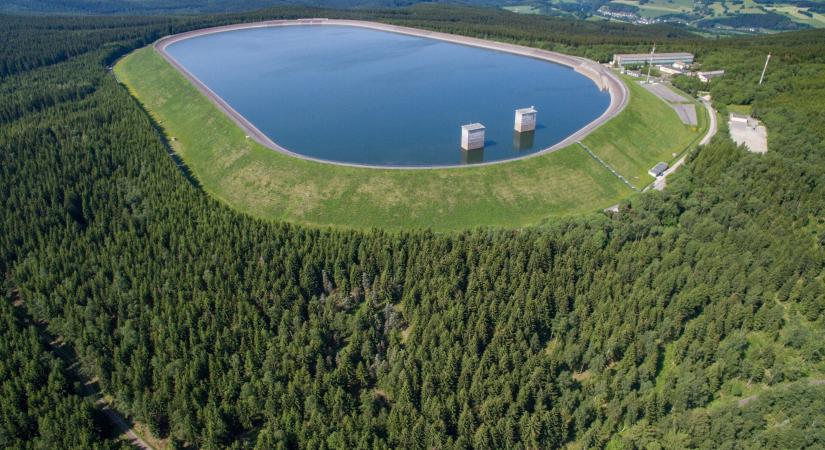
1 6 824 449
1 0 503 15
505 0 825 34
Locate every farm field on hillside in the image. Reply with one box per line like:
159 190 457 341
514 0 824 32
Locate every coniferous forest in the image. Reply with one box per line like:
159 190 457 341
1 5 825 449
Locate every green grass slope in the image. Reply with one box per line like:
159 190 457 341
115 45 696 230
582 76 706 186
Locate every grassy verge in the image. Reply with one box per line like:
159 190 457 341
727 104 753 115
582 76 706 186
115 45 694 231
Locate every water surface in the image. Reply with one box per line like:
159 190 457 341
166 25 610 166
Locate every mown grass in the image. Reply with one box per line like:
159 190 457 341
727 103 753 115
582 77 706 186
115 45 694 231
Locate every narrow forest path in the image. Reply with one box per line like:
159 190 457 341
10 292 157 450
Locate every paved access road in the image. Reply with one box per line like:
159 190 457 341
653 99 718 191
643 82 697 126
643 82 689 103
152 18 628 170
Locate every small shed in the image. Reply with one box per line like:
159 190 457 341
648 162 668 178
461 123 485 150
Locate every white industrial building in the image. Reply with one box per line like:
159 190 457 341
612 52 694 67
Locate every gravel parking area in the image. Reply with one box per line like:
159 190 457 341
729 119 768 153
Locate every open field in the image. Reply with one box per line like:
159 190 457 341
727 104 753 116
115 44 698 230
765 5 825 28
602 0 819 30
502 5 542 14
611 0 693 17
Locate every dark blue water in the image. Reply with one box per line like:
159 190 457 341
166 25 610 166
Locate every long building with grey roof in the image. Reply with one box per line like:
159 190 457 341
612 52 694 67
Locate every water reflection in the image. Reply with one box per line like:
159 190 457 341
461 148 484 165
513 130 536 151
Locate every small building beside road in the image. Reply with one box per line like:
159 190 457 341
648 162 669 178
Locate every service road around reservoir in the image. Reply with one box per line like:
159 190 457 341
152 18 629 170
643 82 697 126
652 99 718 191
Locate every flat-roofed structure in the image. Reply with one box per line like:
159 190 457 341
648 162 669 178
514 107 537 132
612 52 694 67
461 123 485 150
697 70 725 83
658 66 683 76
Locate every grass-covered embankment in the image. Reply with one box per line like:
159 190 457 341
115 45 699 230
581 76 708 186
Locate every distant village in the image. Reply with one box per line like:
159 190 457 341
595 6 688 26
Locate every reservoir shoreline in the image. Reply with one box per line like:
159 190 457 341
154 19 628 170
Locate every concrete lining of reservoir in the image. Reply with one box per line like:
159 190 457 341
153 19 629 170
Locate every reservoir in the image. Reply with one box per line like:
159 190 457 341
165 25 611 167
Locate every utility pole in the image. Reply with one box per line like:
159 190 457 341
646 43 656 84
759 53 771 85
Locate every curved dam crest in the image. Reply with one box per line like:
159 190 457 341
155 19 628 169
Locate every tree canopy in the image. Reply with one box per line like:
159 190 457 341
1 6 824 449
